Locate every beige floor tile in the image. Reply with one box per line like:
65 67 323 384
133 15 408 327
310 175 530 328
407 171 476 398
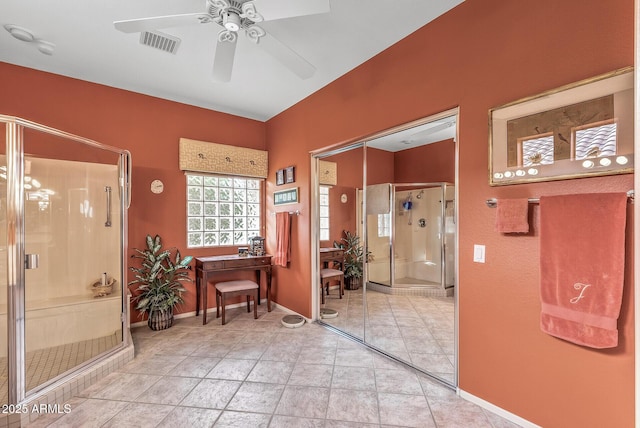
334 348 375 368
226 381 285 413
246 360 294 384
297 347 336 365
89 373 162 401
180 379 241 409
325 389 379 424
269 415 325 427
213 410 271 427
46 399 128 427
134 376 201 405
101 402 174 428
331 366 376 391
156 407 221 427
275 385 330 419
378 393 435 427
374 368 423 395
22 307 525 428
205 358 257 381
288 363 333 387
171 356 221 378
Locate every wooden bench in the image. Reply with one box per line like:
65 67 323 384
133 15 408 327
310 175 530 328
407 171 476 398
320 268 344 304
215 280 259 325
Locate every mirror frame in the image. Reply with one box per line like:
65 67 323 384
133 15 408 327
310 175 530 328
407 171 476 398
489 67 634 186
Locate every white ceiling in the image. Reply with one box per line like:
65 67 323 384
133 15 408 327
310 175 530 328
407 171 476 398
0 0 464 122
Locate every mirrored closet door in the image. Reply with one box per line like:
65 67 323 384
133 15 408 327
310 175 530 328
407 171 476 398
314 109 459 387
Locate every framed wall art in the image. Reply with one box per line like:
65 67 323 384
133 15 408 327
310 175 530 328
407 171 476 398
274 187 299 205
276 169 285 186
285 166 295 184
489 67 634 186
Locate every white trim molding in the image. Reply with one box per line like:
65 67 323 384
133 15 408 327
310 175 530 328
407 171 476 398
458 389 541 428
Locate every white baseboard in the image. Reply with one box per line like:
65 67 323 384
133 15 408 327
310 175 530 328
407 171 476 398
131 299 310 328
458 389 540 428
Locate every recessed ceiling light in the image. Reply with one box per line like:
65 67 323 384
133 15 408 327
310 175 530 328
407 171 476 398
4 24 35 42
36 40 55 55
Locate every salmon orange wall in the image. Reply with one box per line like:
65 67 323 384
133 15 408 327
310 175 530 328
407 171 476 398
265 0 634 426
393 139 455 184
0 62 267 320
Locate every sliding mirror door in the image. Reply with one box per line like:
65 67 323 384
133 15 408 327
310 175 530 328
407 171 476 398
363 112 458 386
316 145 365 340
313 109 458 387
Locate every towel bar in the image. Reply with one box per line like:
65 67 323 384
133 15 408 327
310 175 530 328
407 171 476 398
270 210 301 216
485 189 634 208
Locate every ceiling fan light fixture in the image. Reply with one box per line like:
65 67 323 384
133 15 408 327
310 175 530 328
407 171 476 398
223 11 241 31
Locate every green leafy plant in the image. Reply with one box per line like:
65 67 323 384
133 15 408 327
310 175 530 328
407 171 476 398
129 234 193 317
333 230 371 280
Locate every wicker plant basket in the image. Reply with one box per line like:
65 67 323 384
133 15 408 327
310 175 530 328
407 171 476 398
345 276 361 290
148 308 174 331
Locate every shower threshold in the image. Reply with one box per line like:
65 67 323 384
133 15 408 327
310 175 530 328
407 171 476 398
0 331 123 406
367 281 453 297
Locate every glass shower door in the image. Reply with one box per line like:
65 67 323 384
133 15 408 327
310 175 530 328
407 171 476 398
0 122 7 407
365 183 392 287
22 126 124 395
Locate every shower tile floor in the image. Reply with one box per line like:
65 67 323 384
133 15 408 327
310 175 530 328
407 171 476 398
321 288 455 384
0 331 122 406
24 306 521 428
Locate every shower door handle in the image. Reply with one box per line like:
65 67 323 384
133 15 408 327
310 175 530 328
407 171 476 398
25 254 39 269
105 186 112 227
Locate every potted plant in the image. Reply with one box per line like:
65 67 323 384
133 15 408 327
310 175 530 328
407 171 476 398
129 234 193 330
333 230 371 290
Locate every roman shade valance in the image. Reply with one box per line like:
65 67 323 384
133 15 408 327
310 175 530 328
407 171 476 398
179 138 268 178
318 160 337 185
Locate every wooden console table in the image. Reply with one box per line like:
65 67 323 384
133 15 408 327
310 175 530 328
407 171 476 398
320 247 344 269
195 254 272 325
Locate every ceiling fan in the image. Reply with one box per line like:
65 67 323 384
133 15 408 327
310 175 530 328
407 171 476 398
114 0 330 82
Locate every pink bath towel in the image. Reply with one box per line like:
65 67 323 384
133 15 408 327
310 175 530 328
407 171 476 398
494 198 529 233
273 212 291 267
539 192 627 348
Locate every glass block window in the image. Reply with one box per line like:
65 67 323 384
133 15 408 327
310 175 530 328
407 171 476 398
319 186 330 241
187 174 261 248
574 122 617 160
378 213 391 237
520 134 555 166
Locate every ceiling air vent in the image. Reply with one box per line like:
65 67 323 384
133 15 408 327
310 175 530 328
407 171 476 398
139 30 180 54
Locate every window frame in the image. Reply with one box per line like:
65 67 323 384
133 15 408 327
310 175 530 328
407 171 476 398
185 172 264 249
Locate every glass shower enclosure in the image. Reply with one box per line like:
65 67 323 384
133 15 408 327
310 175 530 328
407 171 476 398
366 182 455 296
0 116 131 408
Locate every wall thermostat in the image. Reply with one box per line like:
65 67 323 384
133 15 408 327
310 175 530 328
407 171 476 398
150 179 164 194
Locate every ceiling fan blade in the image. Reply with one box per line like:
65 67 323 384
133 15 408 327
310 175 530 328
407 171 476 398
257 32 315 79
212 34 237 82
114 13 212 34
250 0 330 21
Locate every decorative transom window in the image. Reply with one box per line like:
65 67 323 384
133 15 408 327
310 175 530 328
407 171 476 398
319 186 330 241
574 121 617 160
520 134 555 166
186 173 261 248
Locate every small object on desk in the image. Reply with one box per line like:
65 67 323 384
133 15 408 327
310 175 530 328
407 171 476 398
238 247 249 256
249 236 265 256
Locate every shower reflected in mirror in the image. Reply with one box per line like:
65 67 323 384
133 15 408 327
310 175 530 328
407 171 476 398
314 109 458 386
